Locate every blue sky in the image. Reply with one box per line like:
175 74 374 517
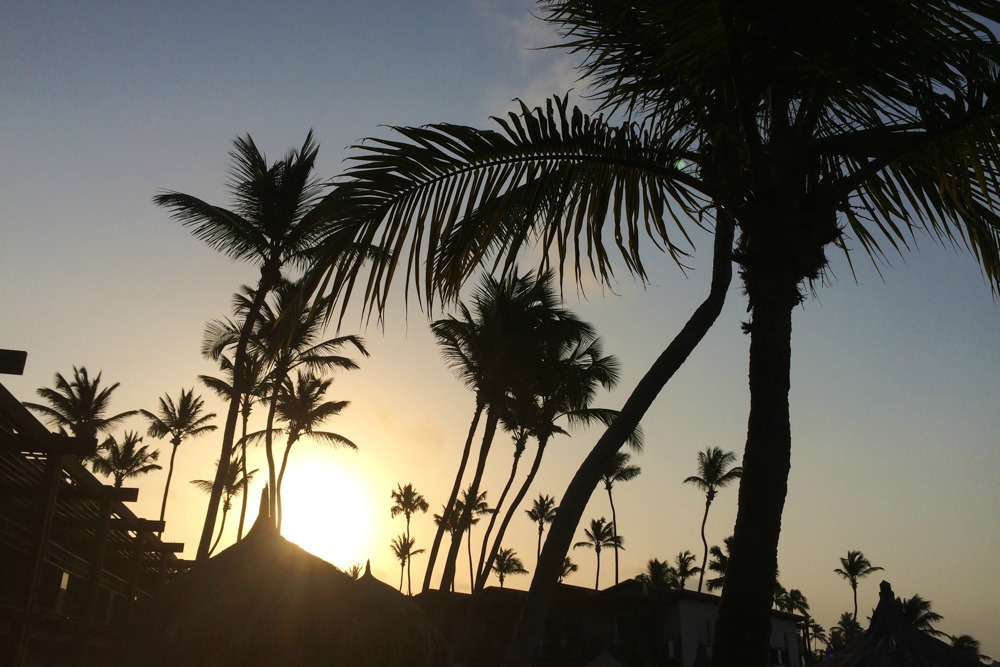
2 0 998 654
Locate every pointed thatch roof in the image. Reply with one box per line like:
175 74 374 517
823 581 981 667
125 492 449 667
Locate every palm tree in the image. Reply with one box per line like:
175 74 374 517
526 494 558 562
573 517 622 590
191 456 257 554
141 388 217 534
154 131 333 560
92 431 161 488
316 6 1000 664
672 550 702 590
602 451 641 585
390 534 424 593
24 366 136 455
636 558 677 588
950 635 984 661
705 536 734 592
346 564 364 580
828 613 864 653
492 548 528 588
558 557 578 584
900 594 945 638
458 487 493 591
391 483 430 595
834 550 884 621
684 447 743 592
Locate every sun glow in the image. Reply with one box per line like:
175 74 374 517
276 450 379 570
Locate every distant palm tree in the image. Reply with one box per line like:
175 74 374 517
93 431 161 488
346 564 364 580
492 548 528 588
573 517 622 590
828 612 863 652
673 550 702 590
900 594 945 637
806 618 828 659
834 550 884 620
457 487 493 591
706 536 734 592
526 494 558 563
636 558 677 588
602 451 641 585
558 557 578 584
684 446 742 592
391 483 430 595
142 388 217 534
390 535 424 593
24 366 136 457
774 588 809 617
949 634 984 661
191 456 257 555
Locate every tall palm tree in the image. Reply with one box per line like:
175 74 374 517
573 517 622 590
705 536 734 592
684 447 742 592
673 550 702 590
24 366 136 454
900 594 945 638
492 548 528 588
526 494 558 563
154 131 334 560
141 388 217 534
92 431 161 488
315 5 1000 664
602 451 641 585
391 483 430 595
191 456 257 555
458 487 493 591
834 550 884 621
390 534 424 593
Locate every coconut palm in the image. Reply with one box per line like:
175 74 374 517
92 431 161 488
316 4 1000 664
391 483 430 595
191 456 257 555
458 487 493 591
636 558 677 589
900 594 946 638
390 534 424 593
526 494 558 562
154 131 335 560
835 550 884 620
950 635 984 661
684 447 742 592
828 612 864 653
673 550 702 590
558 557 578 584
141 388 217 534
24 366 136 455
492 548 528 588
573 517 622 590
602 451 641 585
705 536 734 592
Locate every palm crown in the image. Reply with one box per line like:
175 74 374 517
25 366 136 447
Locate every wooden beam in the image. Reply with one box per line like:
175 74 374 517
0 349 27 375
1 485 139 502
9 433 96 456
53 517 165 532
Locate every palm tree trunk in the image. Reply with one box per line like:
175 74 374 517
713 279 795 667
263 385 281 525
275 431 299 533
439 409 499 591
210 502 229 555
467 525 475 591
696 497 711 592
606 487 620 585
536 525 543 563
158 442 179 536
594 549 601 590
500 215 734 667
237 405 251 540
475 435 526 581
406 515 413 596
852 582 858 621
422 400 483 593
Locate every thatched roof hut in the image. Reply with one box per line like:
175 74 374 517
823 581 981 667
125 493 449 667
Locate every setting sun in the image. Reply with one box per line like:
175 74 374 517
275 450 379 570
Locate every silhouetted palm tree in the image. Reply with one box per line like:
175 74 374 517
317 5 1000 663
673 550 702 590
390 534 424 593
573 517 622 590
834 550 884 620
492 548 528 588
526 494 558 563
684 447 742 592
636 558 677 588
458 487 493 591
391 483 430 595
602 451 641 585
828 613 864 653
706 536 734 592
900 594 945 638
93 431 161 488
24 366 136 458
154 132 332 560
950 634 984 661
142 388 217 534
191 456 257 554
558 557 578 584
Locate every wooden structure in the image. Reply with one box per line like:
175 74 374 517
0 380 185 667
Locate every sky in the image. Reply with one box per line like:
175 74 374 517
2 0 998 656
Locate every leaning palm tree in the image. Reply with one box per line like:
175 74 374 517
573 517 622 590
391 483 430 595
92 431 161 488
390 534 424 593
526 494 558 563
705 536 734 592
191 456 257 555
492 548 528 589
24 366 136 456
834 550 884 621
684 447 742 592
141 388 217 534
900 594 946 638
314 5 1000 664
602 451 641 585
154 131 334 560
